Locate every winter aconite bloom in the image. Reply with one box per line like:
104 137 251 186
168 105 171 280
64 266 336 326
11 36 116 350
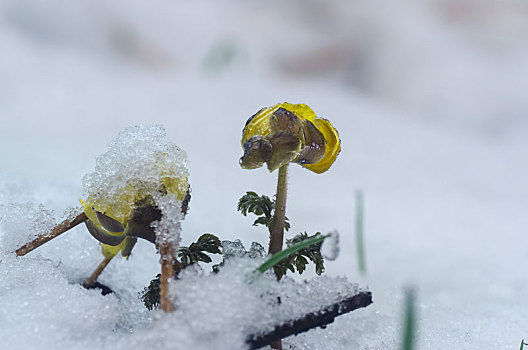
80 125 191 257
80 180 190 258
240 103 340 173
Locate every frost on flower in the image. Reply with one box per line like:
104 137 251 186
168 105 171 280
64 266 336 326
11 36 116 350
81 125 189 248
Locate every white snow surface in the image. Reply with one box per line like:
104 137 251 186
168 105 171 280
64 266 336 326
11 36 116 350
1 0 528 349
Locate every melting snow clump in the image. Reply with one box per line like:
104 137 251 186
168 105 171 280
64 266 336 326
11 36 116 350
151 193 185 246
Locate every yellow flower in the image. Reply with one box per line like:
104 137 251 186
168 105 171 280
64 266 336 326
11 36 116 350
240 103 341 173
80 177 190 257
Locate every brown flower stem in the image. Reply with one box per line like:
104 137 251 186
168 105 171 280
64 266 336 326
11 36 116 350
15 212 88 256
159 243 174 312
268 165 289 350
268 164 289 255
84 256 113 287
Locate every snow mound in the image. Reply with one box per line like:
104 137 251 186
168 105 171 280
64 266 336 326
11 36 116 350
116 257 361 350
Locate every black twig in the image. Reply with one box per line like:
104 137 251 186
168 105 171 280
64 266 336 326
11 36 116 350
246 290 372 349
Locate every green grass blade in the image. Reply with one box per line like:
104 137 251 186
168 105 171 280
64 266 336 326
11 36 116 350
355 190 367 275
401 289 417 350
521 339 526 350
254 234 326 274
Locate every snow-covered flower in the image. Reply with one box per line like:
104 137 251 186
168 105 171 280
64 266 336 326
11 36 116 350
80 125 191 256
80 176 190 257
240 103 341 173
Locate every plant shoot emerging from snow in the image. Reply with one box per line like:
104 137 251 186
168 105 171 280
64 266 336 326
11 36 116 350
80 125 190 310
239 102 341 257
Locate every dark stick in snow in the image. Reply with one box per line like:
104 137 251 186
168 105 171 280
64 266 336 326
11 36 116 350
246 290 372 349
15 212 88 256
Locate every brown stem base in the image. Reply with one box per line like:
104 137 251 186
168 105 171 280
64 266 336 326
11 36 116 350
15 212 88 256
159 243 174 312
84 257 113 288
246 291 373 349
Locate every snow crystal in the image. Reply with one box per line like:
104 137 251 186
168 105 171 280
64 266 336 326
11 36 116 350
0 202 56 253
221 239 248 258
321 230 340 261
62 205 84 222
82 124 189 246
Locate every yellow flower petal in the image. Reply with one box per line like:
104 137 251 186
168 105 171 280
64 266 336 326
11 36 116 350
102 240 126 259
303 117 341 174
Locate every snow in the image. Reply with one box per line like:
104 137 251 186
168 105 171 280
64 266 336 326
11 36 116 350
1 0 528 349
129 258 360 350
0 201 55 252
321 230 340 261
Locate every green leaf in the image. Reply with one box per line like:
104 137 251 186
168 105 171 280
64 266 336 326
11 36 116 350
193 233 222 254
195 251 213 263
237 191 292 233
177 247 191 266
401 289 417 350
140 274 161 310
284 217 291 231
254 232 327 277
294 255 308 274
178 233 222 267
253 216 270 227
237 192 273 218
355 190 367 275
313 253 325 275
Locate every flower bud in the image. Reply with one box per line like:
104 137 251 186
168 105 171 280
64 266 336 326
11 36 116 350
241 103 341 173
